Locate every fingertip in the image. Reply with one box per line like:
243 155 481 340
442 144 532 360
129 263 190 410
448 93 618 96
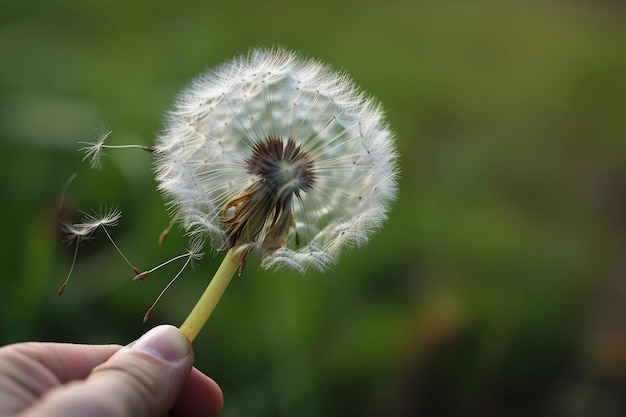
132 325 191 363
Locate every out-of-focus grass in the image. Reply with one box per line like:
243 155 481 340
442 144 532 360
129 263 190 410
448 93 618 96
0 1 625 416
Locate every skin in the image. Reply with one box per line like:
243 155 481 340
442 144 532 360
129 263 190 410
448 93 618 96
0 325 223 417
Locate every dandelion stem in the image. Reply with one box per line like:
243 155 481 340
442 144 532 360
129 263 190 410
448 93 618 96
179 247 245 342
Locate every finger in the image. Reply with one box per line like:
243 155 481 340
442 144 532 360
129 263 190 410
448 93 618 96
0 342 121 384
20 325 194 417
170 367 223 417
0 343 120 414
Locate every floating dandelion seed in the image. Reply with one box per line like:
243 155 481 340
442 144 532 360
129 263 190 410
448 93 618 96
138 238 205 323
77 207 122 230
78 208 141 274
80 126 154 170
58 208 140 295
58 222 97 295
155 47 399 341
79 126 112 170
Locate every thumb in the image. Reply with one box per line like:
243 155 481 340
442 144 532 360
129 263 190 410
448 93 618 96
26 325 194 417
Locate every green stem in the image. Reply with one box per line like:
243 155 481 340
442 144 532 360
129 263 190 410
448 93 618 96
179 247 244 342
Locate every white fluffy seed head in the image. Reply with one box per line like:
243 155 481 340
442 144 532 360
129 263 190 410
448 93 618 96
154 47 399 273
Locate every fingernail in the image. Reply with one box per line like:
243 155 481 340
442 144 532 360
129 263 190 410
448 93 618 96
133 325 191 362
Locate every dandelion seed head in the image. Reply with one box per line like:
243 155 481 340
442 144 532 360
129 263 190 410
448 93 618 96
155 47 398 272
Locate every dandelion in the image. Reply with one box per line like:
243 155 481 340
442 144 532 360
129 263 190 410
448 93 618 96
155 47 398 341
80 126 154 170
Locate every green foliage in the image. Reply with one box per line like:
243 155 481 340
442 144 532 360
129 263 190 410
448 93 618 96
0 1 625 415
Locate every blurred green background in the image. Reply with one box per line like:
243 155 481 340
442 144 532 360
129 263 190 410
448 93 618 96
1 0 625 416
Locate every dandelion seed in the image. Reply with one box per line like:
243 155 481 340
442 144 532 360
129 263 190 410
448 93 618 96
58 208 141 295
62 221 98 241
154 47 398 340
80 126 154 170
133 238 204 281
79 208 141 274
77 207 122 230
57 222 98 295
80 126 112 170
139 239 205 323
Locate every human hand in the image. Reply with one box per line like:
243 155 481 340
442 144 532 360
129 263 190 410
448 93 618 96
0 325 223 417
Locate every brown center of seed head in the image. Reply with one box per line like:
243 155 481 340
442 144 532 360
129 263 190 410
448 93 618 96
219 137 316 264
